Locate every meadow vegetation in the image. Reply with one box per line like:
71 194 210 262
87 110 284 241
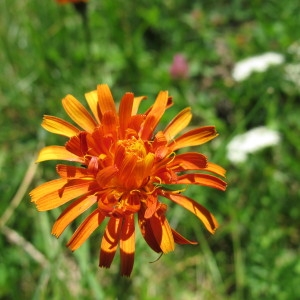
0 1 299 299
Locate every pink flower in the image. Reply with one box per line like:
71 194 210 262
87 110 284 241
169 54 189 79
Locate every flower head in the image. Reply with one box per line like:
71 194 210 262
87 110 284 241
232 52 284 81
169 53 189 79
29 84 226 276
227 126 281 164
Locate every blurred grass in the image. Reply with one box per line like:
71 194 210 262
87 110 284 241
1 0 300 299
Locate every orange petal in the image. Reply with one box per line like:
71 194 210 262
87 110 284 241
131 96 147 116
56 164 91 178
128 114 146 133
36 146 84 163
30 178 67 203
102 111 118 138
52 195 97 237
119 92 134 138
87 130 106 156
163 107 192 141
120 214 135 277
115 151 139 188
99 217 122 269
164 192 218 234
85 89 101 123
31 178 95 211
133 153 155 188
169 126 218 151
168 152 207 171
144 96 173 115
67 209 105 251
177 173 227 191
96 166 118 189
65 133 87 158
153 130 168 148
140 91 169 140
62 94 98 133
144 194 158 219
41 115 80 137
123 193 142 214
138 209 161 253
116 151 154 190
149 212 175 254
205 162 227 177
171 228 198 245
97 84 117 118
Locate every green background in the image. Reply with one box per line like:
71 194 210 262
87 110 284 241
0 0 299 299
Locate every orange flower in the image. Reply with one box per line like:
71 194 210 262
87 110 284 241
29 84 226 276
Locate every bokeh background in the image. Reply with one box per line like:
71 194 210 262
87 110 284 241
1 1 300 299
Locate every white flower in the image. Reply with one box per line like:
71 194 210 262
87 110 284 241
226 126 281 163
232 52 284 81
287 41 300 59
284 63 300 89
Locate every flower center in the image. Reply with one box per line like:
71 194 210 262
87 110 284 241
114 137 155 191
117 137 147 161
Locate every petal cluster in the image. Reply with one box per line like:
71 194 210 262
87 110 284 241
29 84 226 276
